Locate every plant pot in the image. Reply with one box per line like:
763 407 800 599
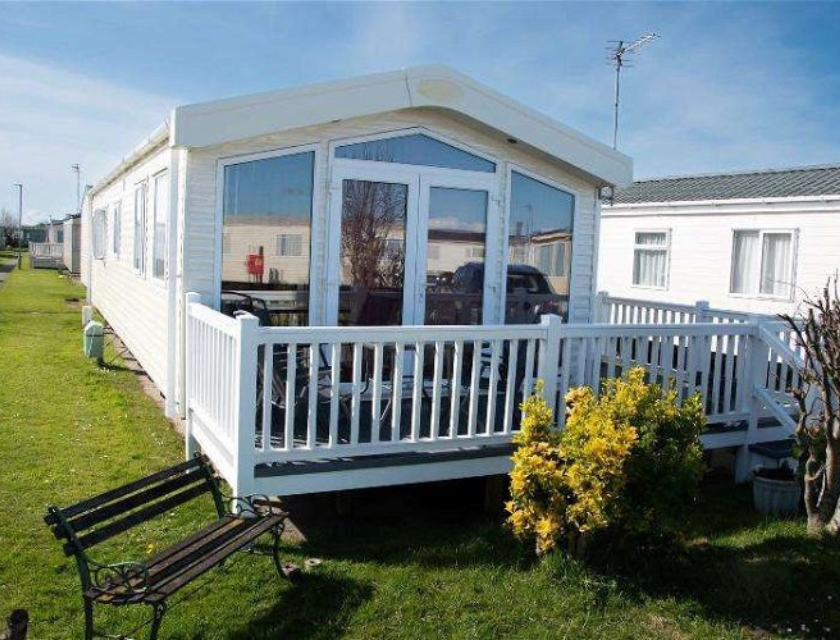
752 475 801 516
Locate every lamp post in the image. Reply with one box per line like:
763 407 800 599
13 183 22 269
71 164 81 215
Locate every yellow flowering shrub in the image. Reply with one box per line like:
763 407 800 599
507 368 706 557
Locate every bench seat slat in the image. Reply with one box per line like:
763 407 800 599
46 456 208 524
141 515 282 604
86 515 283 605
66 471 209 535
69 483 212 554
139 518 252 583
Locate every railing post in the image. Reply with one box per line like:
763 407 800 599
736 319 768 482
537 314 563 424
232 313 259 499
183 292 201 461
694 300 711 323
595 290 610 324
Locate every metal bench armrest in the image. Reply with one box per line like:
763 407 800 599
87 558 150 595
224 494 287 518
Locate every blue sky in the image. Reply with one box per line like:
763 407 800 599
1 1 839 223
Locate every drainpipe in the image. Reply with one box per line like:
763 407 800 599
164 148 181 419
83 185 94 303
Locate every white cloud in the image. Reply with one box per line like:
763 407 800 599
0 55 179 223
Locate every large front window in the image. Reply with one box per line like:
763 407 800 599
221 150 315 325
506 171 574 323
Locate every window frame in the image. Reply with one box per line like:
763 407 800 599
729 228 798 301
214 143 321 312
502 163 579 320
151 170 169 281
631 229 671 291
133 181 148 276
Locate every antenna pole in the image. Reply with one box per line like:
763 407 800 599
607 32 658 151
612 42 623 150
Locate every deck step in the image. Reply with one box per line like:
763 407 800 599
748 439 796 460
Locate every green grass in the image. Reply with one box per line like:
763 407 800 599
1 265 839 639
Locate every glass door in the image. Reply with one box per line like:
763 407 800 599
328 168 499 327
415 175 498 326
327 166 419 328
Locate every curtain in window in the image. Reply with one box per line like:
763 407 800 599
633 249 667 287
537 245 553 274
553 243 566 277
760 233 792 297
731 231 759 295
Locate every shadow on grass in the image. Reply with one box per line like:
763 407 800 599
285 479 839 637
284 478 535 572
581 505 840 638
223 572 374 640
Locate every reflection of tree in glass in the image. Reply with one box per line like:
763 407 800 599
341 180 406 288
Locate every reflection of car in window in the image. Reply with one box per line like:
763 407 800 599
425 262 567 324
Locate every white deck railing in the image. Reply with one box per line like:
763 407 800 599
184 292 801 494
30 242 64 268
596 292 753 325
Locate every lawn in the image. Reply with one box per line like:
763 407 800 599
0 264 838 639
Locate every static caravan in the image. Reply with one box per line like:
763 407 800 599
83 66 630 416
82 67 801 495
62 215 82 274
599 165 840 317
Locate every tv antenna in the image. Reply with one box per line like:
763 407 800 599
607 32 659 150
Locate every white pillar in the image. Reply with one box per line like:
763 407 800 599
183 292 201 460
232 312 259 498
736 321 767 483
537 314 563 423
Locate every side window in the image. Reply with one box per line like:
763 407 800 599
134 182 147 275
632 231 670 289
730 230 795 299
112 202 121 258
152 171 168 280
92 209 107 260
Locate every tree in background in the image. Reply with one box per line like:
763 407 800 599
1 208 16 245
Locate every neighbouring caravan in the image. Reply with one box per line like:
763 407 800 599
62 215 82 274
599 165 840 317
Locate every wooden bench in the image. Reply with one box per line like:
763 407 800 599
44 455 290 640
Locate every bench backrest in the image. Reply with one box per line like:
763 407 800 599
44 455 224 559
